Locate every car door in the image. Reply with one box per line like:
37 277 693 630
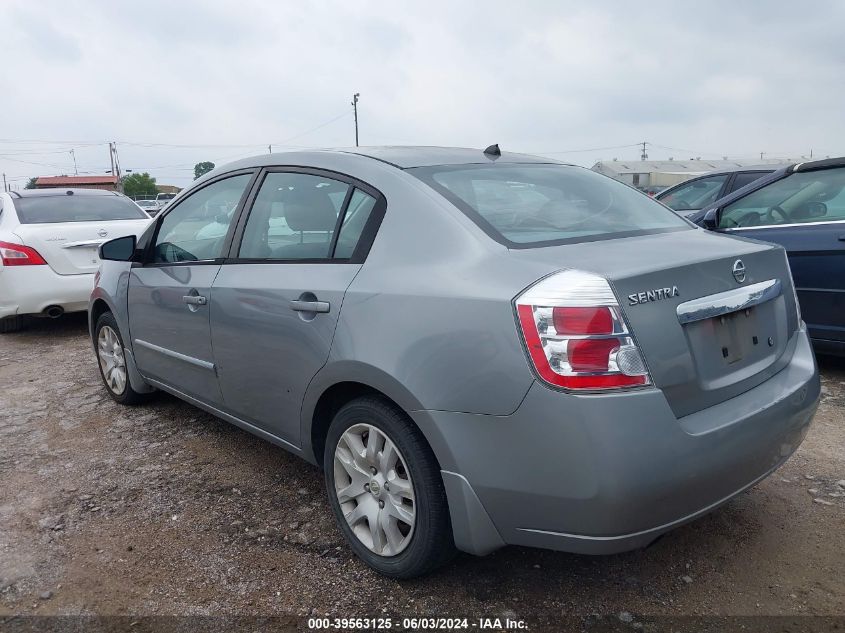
718 166 845 347
210 168 384 446
127 172 255 404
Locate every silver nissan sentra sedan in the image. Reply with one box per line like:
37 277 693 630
89 146 820 578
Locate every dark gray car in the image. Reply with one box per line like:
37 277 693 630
89 147 820 578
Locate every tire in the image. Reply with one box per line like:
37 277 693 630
0 315 25 333
94 312 149 405
323 396 456 578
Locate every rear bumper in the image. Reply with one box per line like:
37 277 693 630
0 266 93 319
413 327 819 555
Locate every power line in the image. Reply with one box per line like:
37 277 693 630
273 110 352 146
530 143 642 155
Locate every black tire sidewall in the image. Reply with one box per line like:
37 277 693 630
323 397 453 578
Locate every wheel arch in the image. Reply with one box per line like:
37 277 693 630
89 297 112 339
301 361 427 467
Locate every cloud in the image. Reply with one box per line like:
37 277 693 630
0 0 842 187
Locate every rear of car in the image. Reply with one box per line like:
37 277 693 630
400 161 819 554
0 189 150 331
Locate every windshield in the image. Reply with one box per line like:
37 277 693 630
14 194 149 224
411 164 691 246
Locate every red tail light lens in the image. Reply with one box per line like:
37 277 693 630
553 306 613 335
515 270 651 391
568 338 619 371
0 240 47 266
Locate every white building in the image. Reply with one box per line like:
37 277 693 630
591 158 796 189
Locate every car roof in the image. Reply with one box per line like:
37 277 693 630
219 146 563 172
9 188 124 199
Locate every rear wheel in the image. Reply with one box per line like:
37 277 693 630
95 312 149 405
0 315 25 333
324 396 455 578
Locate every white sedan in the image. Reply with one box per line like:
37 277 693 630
0 188 152 333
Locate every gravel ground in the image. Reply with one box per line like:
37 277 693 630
1 313 843 623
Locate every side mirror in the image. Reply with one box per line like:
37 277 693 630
702 208 719 230
99 235 137 262
805 201 827 218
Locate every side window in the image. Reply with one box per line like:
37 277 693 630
658 175 728 211
334 189 378 258
153 174 251 263
720 168 845 229
729 171 769 193
239 172 350 260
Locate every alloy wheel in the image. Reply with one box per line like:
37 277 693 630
97 325 127 395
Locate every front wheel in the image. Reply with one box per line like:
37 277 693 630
324 397 455 578
94 312 149 405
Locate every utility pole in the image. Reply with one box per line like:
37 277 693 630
2 173 6 192
760 151 764 160
640 141 648 161
268 144 272 154
109 142 123 192
70 149 78 175
352 93 360 147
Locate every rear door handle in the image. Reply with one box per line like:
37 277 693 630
290 300 330 313
182 295 207 306
838 234 845 241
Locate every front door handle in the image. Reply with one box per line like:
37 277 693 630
182 295 208 306
290 299 330 313
838 234 845 242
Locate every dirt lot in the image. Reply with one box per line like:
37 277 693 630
1 314 843 624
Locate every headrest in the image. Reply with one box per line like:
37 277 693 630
283 188 338 232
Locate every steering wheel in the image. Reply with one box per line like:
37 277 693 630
766 205 789 224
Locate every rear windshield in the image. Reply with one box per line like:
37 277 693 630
14 195 148 224
410 164 691 246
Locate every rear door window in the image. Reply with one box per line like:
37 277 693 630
238 172 350 260
411 164 690 247
13 195 148 223
657 175 728 211
728 171 771 193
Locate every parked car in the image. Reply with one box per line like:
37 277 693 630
89 147 819 578
690 157 845 356
0 188 151 333
135 199 161 216
155 192 177 210
656 166 780 217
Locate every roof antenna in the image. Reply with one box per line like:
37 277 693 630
483 143 501 159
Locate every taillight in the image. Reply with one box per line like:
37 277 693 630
515 270 651 391
0 240 47 266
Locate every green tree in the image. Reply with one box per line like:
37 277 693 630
122 172 158 199
194 161 215 179
25 177 38 189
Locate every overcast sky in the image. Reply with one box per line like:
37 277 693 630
2 0 843 189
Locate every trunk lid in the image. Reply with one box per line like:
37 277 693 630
14 219 151 275
509 229 799 417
